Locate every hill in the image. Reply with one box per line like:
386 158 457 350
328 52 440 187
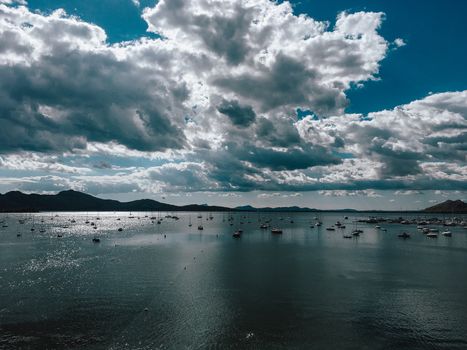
0 190 230 212
423 200 467 213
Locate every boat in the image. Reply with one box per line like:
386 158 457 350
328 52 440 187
398 232 410 239
271 228 283 234
442 230 452 237
260 224 268 229
197 225 204 230
232 230 242 238
427 232 438 238
118 228 123 232
315 222 322 227
343 234 352 239
92 237 100 243
326 227 335 231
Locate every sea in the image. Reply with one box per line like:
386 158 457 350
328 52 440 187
1 211 466 349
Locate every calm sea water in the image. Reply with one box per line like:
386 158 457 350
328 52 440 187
1 211 467 349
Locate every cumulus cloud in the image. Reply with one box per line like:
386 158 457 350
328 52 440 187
394 38 406 47
0 1 464 196
297 91 467 189
394 190 423 196
318 190 382 198
0 153 91 174
0 4 187 153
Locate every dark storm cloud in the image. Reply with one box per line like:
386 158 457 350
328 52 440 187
255 117 301 147
0 48 187 153
147 163 212 191
213 54 348 116
217 99 256 127
242 145 340 171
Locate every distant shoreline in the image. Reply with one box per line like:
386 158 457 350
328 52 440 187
1 209 465 215
1 190 466 214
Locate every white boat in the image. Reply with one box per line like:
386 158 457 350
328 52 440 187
442 231 452 237
271 228 283 234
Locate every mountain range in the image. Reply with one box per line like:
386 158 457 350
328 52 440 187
0 190 465 213
0 190 229 213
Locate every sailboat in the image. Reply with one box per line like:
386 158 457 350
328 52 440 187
197 214 203 230
352 221 363 236
188 215 192 227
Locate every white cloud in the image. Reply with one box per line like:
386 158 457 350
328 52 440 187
394 190 423 196
318 190 382 198
394 38 406 47
0 1 465 196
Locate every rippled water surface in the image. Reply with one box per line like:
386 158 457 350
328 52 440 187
1 212 467 349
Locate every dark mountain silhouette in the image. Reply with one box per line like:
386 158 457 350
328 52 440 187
423 200 467 213
235 205 359 212
2 190 463 213
235 205 319 212
0 190 229 212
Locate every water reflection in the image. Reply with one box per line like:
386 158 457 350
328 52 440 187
0 211 466 349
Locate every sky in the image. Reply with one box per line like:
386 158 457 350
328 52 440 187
0 0 465 210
